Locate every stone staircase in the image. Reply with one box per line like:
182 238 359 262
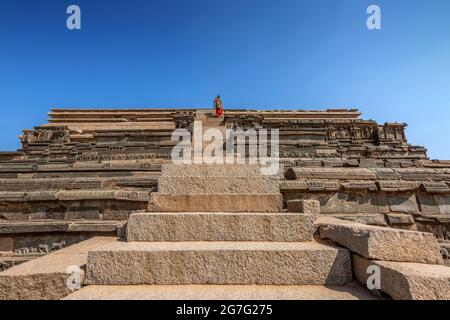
65 164 365 299
195 110 227 153
4 162 448 300
195 109 224 127
150 165 282 212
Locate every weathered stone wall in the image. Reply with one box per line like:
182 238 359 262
282 165 450 241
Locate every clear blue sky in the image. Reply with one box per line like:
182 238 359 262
1 0 449 159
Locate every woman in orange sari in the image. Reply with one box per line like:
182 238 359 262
214 95 224 118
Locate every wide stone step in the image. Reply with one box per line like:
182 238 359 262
158 176 279 194
126 212 314 242
64 283 378 300
85 241 352 286
0 237 117 300
150 193 283 212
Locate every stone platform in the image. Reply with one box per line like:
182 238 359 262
1 107 450 300
85 240 352 286
150 164 283 212
151 194 283 213
126 212 314 242
0 237 117 300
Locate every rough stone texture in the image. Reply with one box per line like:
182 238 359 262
287 193 390 215
388 194 420 214
156 164 283 210
286 168 378 181
85 240 352 286
441 243 450 261
0 221 68 234
152 164 283 213
0 237 116 300
126 212 314 242
317 217 443 264
435 195 450 214
417 194 441 215
0 212 29 221
65 209 101 220
385 213 415 225
64 283 378 300
0 221 125 235
57 190 117 201
286 200 320 215
151 193 283 213
352 254 450 300
161 164 264 177
158 176 279 194
0 255 33 272
68 221 126 233
333 214 387 227
0 237 14 251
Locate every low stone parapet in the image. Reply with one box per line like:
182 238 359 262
126 212 314 242
352 254 450 300
316 217 443 264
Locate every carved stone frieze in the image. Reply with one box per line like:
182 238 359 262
173 111 195 131
21 126 70 146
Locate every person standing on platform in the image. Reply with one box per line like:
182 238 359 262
214 95 224 118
